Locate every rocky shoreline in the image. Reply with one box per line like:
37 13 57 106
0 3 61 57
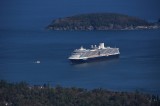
48 25 160 31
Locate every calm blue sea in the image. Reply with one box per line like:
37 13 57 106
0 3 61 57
0 29 160 95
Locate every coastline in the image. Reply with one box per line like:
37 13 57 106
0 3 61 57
48 25 160 31
0 80 159 106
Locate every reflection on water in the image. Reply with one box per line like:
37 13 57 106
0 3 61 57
72 58 119 69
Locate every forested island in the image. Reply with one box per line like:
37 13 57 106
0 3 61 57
47 13 160 31
0 80 159 106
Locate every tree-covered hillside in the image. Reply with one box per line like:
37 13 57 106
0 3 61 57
0 80 159 106
47 13 152 30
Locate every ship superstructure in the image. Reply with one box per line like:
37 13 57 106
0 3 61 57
68 43 120 63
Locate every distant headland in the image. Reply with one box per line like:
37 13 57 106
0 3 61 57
47 13 160 31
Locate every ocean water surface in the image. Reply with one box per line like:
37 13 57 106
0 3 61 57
0 29 160 95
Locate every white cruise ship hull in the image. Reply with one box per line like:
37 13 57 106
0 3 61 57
69 54 119 64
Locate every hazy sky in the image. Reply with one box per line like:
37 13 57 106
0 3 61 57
0 0 160 30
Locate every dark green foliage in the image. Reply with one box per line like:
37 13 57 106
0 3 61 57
48 13 150 30
0 80 160 106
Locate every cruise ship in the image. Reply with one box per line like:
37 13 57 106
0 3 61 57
68 43 120 63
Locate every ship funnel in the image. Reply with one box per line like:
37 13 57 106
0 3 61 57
80 46 84 50
91 45 93 48
99 43 105 49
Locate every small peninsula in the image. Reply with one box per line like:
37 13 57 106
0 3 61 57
47 13 160 31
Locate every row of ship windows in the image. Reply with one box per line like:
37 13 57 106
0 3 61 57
80 49 118 57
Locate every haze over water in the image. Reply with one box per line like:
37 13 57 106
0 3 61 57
0 0 160 95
